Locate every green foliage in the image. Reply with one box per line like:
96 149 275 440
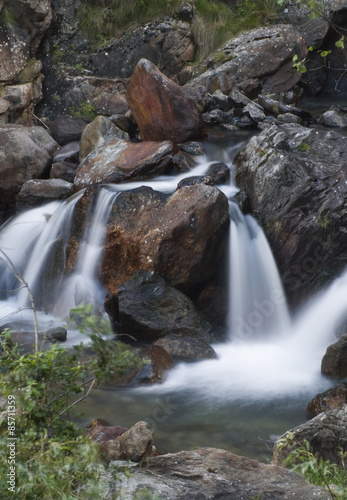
277 435 347 499
68 101 97 121
0 305 142 498
237 0 281 29
297 142 310 152
0 7 16 29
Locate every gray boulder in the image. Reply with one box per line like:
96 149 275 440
322 334 347 378
16 179 74 211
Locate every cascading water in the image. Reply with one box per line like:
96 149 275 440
0 131 345 460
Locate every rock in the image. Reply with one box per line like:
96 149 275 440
211 89 231 111
307 381 347 415
16 179 74 211
179 141 205 156
257 94 311 119
100 421 154 463
42 327 67 342
154 334 217 361
319 108 347 128
53 142 80 163
243 102 266 123
74 139 175 190
0 124 58 211
206 162 231 184
276 113 302 124
126 59 206 143
109 114 137 137
115 448 329 499
79 116 129 162
117 271 215 343
235 122 347 306
274 406 347 468
321 335 347 378
190 25 307 97
202 109 231 125
50 116 88 145
197 284 228 327
182 84 210 113
87 419 128 443
50 161 78 183
130 345 174 384
97 184 229 294
228 89 253 108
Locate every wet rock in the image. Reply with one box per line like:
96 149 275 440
87 419 128 443
109 114 137 137
50 116 88 145
16 179 74 211
178 141 205 156
257 94 311 119
190 25 307 97
212 89 231 112
182 84 210 113
243 102 266 123
53 142 80 164
50 161 78 183
274 406 347 468
74 139 175 190
307 381 347 415
117 271 216 343
42 327 67 342
228 89 253 108
172 151 195 172
79 116 129 162
203 108 231 125
321 334 347 379
154 334 217 361
276 113 302 124
206 162 231 184
116 447 329 499
131 345 174 384
197 284 228 327
100 421 154 463
98 184 229 294
0 124 58 211
235 122 347 306
126 59 206 143
318 108 347 128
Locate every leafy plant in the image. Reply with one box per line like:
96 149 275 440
68 100 97 121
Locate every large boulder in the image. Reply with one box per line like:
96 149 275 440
187 25 307 98
321 334 347 379
73 139 175 190
79 115 128 162
235 122 347 306
98 184 229 294
0 125 58 212
274 406 347 468
126 59 206 143
115 448 329 499
16 179 74 211
153 334 217 361
307 381 347 415
116 271 216 343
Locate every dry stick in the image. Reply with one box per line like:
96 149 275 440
59 378 96 417
0 248 39 352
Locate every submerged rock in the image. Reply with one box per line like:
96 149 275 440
126 59 206 143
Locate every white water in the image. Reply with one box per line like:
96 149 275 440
0 133 344 409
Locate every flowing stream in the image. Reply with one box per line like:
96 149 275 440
0 129 344 461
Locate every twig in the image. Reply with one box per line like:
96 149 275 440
59 378 96 417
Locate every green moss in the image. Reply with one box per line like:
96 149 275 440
15 58 41 84
297 142 311 152
68 101 97 121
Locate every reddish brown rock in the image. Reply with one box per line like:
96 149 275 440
87 419 128 443
73 139 175 190
307 382 347 416
126 58 206 143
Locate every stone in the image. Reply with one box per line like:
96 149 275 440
115 447 330 499
235 122 347 306
97 184 229 294
319 108 347 128
79 115 128 162
87 419 128 443
100 421 154 463
243 102 266 123
130 345 174 384
321 334 347 379
53 142 80 164
74 139 175 190
0 124 58 211
16 179 74 211
307 381 347 415
50 162 78 183
117 271 215 343
42 327 67 342
154 334 217 361
257 94 311 119
274 406 347 468
126 59 206 143
197 284 228 327
190 25 308 97
50 116 88 145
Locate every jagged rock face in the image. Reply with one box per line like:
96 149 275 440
0 0 52 123
274 406 347 468
126 59 206 143
188 25 307 98
235 122 347 307
0 124 58 212
73 139 175 190
115 448 329 499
